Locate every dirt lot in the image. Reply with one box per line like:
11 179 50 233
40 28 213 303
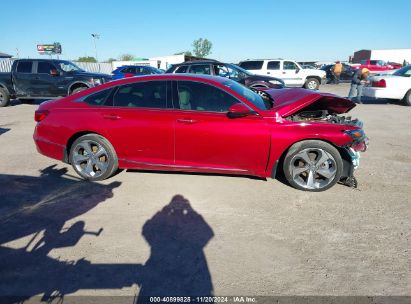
0 83 410 301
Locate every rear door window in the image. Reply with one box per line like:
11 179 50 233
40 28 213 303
175 66 188 73
16 61 33 73
113 81 168 109
188 64 211 75
37 61 56 74
267 61 280 70
239 61 264 70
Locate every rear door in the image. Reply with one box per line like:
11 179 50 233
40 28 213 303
12 61 35 97
173 80 270 175
266 60 282 79
101 80 175 167
31 61 62 97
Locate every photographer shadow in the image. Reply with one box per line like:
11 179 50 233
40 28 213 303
137 195 214 301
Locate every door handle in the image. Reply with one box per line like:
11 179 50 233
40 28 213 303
282 72 286 74
103 114 121 120
267 72 270 74
177 118 196 124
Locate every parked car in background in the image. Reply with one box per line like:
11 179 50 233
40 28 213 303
301 64 318 70
166 60 285 90
33 74 368 191
238 59 326 90
363 65 411 106
321 63 356 83
0 59 111 107
352 60 398 73
111 65 164 80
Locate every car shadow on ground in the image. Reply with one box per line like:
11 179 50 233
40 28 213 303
0 165 214 303
7 99 49 107
125 168 266 181
0 128 10 136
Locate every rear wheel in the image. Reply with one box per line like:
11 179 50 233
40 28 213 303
304 78 320 90
69 134 118 181
283 140 343 192
403 90 411 106
0 88 10 107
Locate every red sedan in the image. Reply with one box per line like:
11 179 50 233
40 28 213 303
34 74 367 191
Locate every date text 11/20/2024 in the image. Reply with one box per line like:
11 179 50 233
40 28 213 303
149 296 257 303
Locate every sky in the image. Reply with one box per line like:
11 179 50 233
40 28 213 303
1 0 410 63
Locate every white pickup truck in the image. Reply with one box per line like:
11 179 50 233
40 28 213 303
239 59 326 90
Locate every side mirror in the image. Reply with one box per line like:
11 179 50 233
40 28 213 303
50 69 60 76
295 67 300 74
227 103 256 118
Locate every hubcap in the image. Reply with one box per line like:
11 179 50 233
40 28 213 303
290 148 337 190
307 81 317 90
72 140 109 178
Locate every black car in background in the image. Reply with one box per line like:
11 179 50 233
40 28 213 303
111 65 164 80
321 63 355 83
166 60 285 89
0 59 111 107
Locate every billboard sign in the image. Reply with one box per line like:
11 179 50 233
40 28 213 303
37 43 62 55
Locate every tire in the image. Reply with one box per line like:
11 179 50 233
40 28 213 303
403 90 411 106
283 140 343 192
0 87 10 107
69 134 118 181
71 86 88 95
304 78 320 90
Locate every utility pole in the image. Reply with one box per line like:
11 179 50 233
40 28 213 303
15 48 19 58
91 33 100 62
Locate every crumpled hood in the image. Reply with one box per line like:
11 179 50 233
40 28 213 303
264 88 356 116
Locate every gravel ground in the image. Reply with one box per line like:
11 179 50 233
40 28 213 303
0 84 410 302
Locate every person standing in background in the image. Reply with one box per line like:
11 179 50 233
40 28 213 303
348 68 370 104
331 61 344 84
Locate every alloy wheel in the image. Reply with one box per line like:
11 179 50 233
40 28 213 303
72 140 109 179
289 148 337 190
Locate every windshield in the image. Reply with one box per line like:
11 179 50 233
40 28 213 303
214 63 253 81
57 61 84 72
222 79 269 110
393 66 411 77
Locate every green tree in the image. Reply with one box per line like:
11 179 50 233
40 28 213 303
77 56 97 63
192 38 212 58
119 54 135 61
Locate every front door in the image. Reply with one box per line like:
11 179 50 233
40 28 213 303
173 80 270 175
282 61 304 87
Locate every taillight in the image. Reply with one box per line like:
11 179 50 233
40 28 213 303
35 110 49 122
372 79 386 88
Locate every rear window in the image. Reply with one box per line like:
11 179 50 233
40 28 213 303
81 88 113 106
175 65 188 73
239 61 263 70
188 64 211 75
17 61 32 73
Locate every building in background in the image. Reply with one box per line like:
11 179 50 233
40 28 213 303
351 49 411 64
0 52 12 59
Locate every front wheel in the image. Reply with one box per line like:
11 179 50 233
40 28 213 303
0 88 10 107
304 78 320 90
403 90 411 106
69 134 118 181
283 140 343 191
